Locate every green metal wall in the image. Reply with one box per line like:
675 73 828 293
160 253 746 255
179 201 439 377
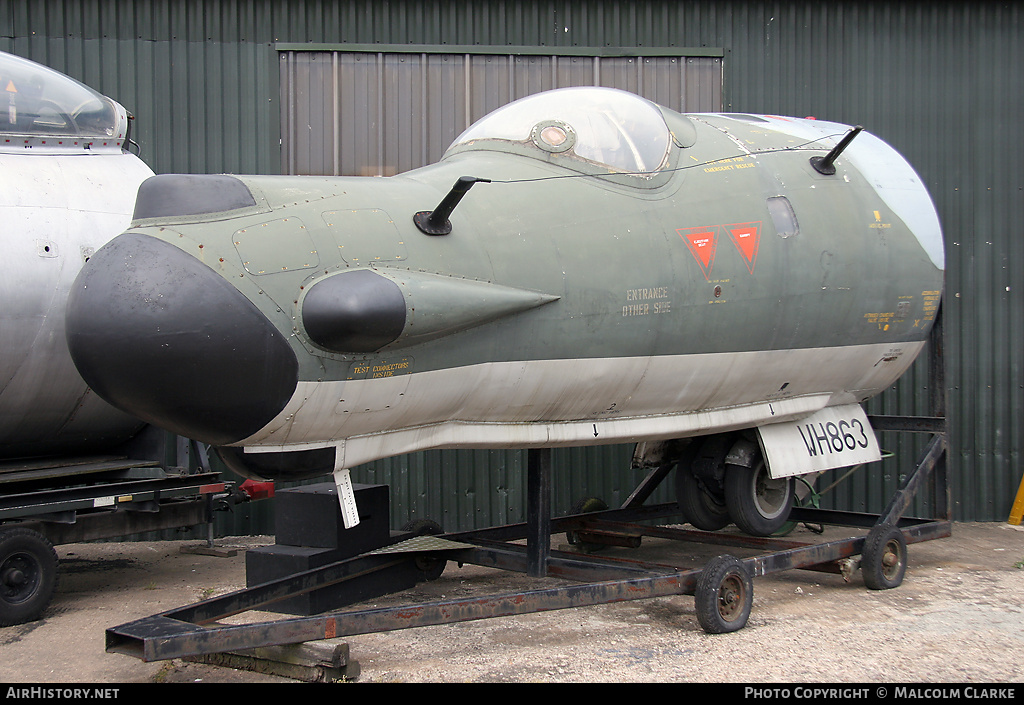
2 1 1021 525
277 47 723 175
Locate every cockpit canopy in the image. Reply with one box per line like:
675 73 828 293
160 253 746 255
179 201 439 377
0 51 127 149
447 87 673 176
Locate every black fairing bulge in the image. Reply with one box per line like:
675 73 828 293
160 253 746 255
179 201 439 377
66 231 298 446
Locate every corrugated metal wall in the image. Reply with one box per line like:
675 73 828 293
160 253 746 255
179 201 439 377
1 1 1021 525
278 47 722 176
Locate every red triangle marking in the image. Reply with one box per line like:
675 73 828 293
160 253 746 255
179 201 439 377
678 227 720 280
727 222 761 274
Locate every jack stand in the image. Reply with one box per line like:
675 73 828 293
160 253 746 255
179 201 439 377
180 493 237 557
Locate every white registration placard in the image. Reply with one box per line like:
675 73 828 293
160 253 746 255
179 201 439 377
757 403 881 478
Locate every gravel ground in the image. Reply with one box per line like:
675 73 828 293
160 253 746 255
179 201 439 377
2 521 1023 684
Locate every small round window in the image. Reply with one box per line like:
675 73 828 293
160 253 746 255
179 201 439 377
531 120 576 153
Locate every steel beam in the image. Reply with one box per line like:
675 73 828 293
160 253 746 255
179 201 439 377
526 448 551 577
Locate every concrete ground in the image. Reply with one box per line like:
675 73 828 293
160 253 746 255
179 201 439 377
2 521 1023 684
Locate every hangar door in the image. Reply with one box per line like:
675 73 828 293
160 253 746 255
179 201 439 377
278 46 723 177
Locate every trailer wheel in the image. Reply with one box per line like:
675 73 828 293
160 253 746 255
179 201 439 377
695 554 752 634
724 458 794 536
0 528 58 627
565 496 608 553
400 519 446 582
861 524 907 590
676 466 730 531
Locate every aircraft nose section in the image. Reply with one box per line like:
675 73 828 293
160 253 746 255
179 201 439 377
66 232 298 446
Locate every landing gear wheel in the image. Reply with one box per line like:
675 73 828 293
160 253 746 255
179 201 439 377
565 497 608 553
861 524 907 590
0 528 58 627
695 554 753 634
400 519 447 581
676 467 730 531
724 459 794 536
772 475 822 537
769 495 799 537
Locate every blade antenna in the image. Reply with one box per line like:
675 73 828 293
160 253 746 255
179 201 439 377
810 125 863 175
414 176 491 235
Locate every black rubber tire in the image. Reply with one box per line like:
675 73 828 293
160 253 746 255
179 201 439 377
401 518 443 536
861 524 908 590
676 466 730 531
770 494 799 537
400 519 446 581
565 497 608 552
694 554 753 634
0 528 58 627
723 460 794 536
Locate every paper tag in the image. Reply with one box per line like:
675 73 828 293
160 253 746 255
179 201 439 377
332 467 360 529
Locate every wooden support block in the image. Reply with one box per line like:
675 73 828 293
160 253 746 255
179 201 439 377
186 638 360 682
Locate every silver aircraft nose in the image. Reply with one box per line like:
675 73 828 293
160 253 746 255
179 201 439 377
66 231 298 446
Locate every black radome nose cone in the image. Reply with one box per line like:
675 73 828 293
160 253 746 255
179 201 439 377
66 232 298 446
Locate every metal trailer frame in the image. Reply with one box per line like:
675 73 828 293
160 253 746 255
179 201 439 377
104 314 950 664
0 438 240 626
0 464 230 543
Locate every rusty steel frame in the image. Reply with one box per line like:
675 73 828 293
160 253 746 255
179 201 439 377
106 425 949 663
